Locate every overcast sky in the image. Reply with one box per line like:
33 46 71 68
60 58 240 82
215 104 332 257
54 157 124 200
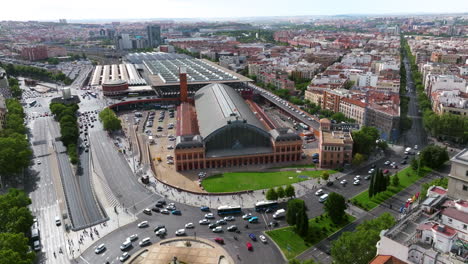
3 0 468 21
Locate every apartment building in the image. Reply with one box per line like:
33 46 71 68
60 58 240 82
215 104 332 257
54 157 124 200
432 90 468 116
339 97 367 125
318 118 353 168
447 149 468 201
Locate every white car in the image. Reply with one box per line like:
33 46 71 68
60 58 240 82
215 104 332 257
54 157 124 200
160 209 170 214
137 221 149 228
315 189 324 196
368 168 375 174
127 234 138 242
204 213 214 219
119 252 130 262
139 237 151 247
175 229 186 236
340 179 348 185
384 160 391 165
155 228 167 236
212 226 223 233
120 240 132 251
414 145 418 150
185 223 194 229
354 175 361 181
199 219 210 225
259 235 267 243
242 213 252 220
224 216 235 221
353 180 361 185
36 160 41 165
94 244 106 254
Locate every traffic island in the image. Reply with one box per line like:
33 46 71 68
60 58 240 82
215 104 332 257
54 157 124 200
128 237 234 264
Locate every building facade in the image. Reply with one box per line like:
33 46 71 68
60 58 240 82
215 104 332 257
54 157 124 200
147 25 161 48
318 118 353 168
0 95 6 130
174 83 303 171
448 149 468 201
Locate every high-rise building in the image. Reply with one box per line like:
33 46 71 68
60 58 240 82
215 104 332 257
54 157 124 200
147 25 161 48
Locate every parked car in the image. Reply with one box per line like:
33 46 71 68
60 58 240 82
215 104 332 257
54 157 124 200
151 207 160 213
216 219 227 225
171 210 181 215
208 223 217 229
200 206 210 212
160 209 170 214
153 225 165 232
227 225 237 231
315 189 324 196
127 234 138 242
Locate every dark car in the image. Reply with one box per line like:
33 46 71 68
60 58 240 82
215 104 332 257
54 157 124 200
200 206 210 212
249 233 257 241
208 223 217 229
214 237 224 244
171 210 181 215
326 181 334 186
265 208 274 213
401 160 407 165
151 207 160 213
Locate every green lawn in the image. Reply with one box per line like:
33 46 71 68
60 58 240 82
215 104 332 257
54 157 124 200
202 170 334 192
266 214 355 259
351 166 432 211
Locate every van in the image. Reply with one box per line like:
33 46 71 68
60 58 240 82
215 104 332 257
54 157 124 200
319 194 329 203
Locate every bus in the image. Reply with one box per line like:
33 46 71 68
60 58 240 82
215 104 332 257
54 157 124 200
255 201 279 212
217 205 242 215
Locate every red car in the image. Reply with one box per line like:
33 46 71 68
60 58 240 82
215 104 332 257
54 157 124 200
383 169 390 174
246 242 253 251
214 237 224 244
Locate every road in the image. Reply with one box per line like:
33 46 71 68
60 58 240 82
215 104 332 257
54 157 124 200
400 57 428 148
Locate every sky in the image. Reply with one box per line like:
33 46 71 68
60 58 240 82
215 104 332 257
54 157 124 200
3 0 468 21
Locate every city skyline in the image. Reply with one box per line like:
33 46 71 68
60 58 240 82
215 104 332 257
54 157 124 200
2 0 468 21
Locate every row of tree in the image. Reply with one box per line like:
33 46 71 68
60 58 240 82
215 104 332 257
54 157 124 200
0 99 32 182
7 77 22 98
49 103 80 164
1 63 73 85
410 145 449 171
402 38 468 143
331 213 396 264
265 185 295 201
0 188 36 264
98 108 122 132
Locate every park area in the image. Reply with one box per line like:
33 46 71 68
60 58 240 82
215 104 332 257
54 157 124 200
201 169 335 193
351 166 432 211
266 214 355 259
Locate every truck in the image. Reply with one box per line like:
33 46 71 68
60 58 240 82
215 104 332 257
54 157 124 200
273 209 286 219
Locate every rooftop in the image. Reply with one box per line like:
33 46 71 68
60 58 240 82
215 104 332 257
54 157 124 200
321 130 353 145
451 148 468 166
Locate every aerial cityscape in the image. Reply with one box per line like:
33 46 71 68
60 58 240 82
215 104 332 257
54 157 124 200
0 1 468 264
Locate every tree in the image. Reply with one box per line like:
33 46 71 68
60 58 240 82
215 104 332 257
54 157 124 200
377 140 389 150
410 158 419 170
0 133 32 176
321 171 330 182
419 145 449 169
285 184 295 198
276 186 285 199
0 233 36 264
324 192 346 224
369 170 375 198
352 153 366 166
0 189 33 234
352 126 380 156
296 209 309 237
420 177 448 201
265 188 278 201
331 112 347 123
392 172 400 186
286 199 306 226
331 213 395 264
99 108 122 132
343 80 355 89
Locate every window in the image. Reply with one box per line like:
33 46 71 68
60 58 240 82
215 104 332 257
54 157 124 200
463 185 468 191
466 170 468 177
448 218 453 223
463 224 467 230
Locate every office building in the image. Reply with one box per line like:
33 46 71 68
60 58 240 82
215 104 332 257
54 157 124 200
147 25 161 48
